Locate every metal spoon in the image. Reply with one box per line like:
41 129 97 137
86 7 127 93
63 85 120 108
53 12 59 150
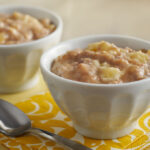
0 99 92 150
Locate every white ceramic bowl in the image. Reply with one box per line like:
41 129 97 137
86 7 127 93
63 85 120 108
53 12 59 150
40 35 150 139
0 5 63 93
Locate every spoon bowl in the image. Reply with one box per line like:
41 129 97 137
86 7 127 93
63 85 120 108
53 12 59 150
0 99 91 150
0 99 31 136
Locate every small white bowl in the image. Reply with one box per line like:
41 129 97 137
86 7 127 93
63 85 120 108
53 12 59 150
0 5 63 93
40 35 150 139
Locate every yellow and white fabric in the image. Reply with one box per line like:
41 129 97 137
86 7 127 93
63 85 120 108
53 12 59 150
0 75 150 150
0 92 150 150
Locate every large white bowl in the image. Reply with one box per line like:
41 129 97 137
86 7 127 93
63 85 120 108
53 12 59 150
0 5 63 93
40 35 150 139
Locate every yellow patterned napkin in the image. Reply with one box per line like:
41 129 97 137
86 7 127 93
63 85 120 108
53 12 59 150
0 92 150 150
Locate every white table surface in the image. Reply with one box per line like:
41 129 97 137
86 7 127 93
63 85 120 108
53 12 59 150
0 0 149 41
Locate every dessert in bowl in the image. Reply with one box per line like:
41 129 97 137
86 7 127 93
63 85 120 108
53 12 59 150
0 11 56 44
40 35 150 139
0 5 63 93
51 41 150 84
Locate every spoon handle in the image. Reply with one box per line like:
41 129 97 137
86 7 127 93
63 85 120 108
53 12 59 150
29 128 92 150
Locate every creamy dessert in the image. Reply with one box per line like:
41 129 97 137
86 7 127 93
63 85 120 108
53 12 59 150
51 41 150 84
0 12 56 44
